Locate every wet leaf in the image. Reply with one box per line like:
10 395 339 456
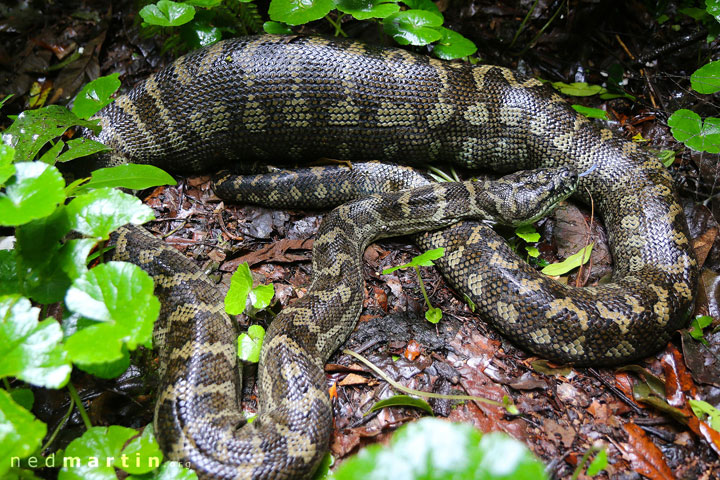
551 82 605 96
66 188 155 240
433 27 477 60
1 105 100 163
336 0 400 20
58 425 137 480
268 0 335 26
56 138 111 163
383 10 443 46
530 359 572 377
0 295 71 388
668 109 720 154
226 262 252 315
690 60 720 94
689 399 720 432
262 21 292 34
119 425 164 475
0 162 65 227
367 394 434 416
623 423 674 480
126 461 198 480
72 73 121 119
334 418 547 480
0 388 47 477
249 283 274 310
64 262 160 365
139 0 196 27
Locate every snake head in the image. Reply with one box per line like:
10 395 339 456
484 166 578 226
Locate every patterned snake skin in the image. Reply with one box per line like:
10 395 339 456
90 35 698 479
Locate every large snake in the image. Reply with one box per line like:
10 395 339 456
91 35 697 479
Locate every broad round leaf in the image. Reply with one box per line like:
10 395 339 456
139 0 196 27
263 21 293 34
0 295 71 388
180 21 222 48
65 261 159 365
66 187 154 239
238 324 266 363
668 109 720 154
72 73 121 119
118 424 164 475
268 0 335 26
127 461 198 480
383 10 443 46
0 389 47 477
433 27 477 60
333 418 547 479
691 60 720 95
59 426 138 480
225 262 254 315
0 162 65 227
335 0 400 20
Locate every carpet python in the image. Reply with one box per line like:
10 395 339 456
90 35 697 479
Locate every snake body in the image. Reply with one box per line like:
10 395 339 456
93 35 698 479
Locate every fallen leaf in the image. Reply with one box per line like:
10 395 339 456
622 423 674 479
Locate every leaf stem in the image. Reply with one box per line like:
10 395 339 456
66 382 92 431
325 14 347 37
414 265 433 311
41 395 76 452
570 445 601 480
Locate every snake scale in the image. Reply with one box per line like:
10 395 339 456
91 35 697 479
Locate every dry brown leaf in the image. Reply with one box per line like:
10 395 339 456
623 423 674 479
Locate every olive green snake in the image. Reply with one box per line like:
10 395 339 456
90 35 696 479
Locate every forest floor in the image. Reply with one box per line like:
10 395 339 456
2 0 720 478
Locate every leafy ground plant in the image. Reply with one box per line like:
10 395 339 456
0 75 197 478
382 247 445 323
139 0 478 60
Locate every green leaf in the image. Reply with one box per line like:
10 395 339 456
679 6 709 20
572 105 609 119
382 247 445 274
58 425 138 480
657 149 676 167
425 306 442 324
56 138 111 163
333 418 548 480
690 315 713 342
72 73 121 119
525 245 540 258
249 283 274 310
691 60 720 94
0 250 20 296
335 0 400 20
0 295 71 388
0 162 65 227
587 448 608 475
37 139 66 165
689 399 720 431
668 109 720 154
66 188 155 240
77 346 130 379
551 81 605 97
268 0 335 26
237 324 266 363
433 27 477 60
9 388 34 411
76 164 176 194
14 207 74 304
383 10 443 46
0 389 47 477
118 425 164 475
515 225 540 243
225 262 253 315
64 261 160 365
180 21 222 48
368 394 434 415
1 105 100 163
0 144 15 185
541 244 593 276
140 1 196 27
708 0 720 23
127 461 198 480
263 21 293 34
